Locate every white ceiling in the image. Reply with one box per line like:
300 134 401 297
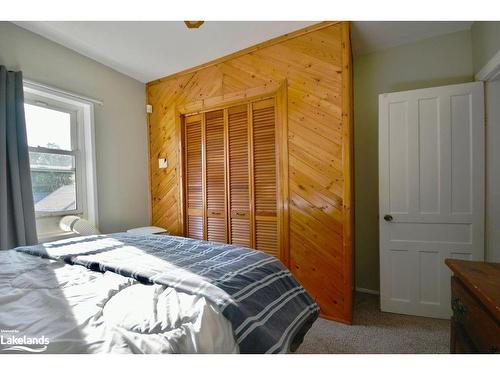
14 21 474 83
14 21 316 83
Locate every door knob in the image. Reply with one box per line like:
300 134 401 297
384 214 393 222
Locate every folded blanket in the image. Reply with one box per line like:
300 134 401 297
17 233 319 353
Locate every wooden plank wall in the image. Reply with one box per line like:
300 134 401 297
147 21 353 323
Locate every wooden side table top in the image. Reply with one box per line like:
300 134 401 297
445 259 500 322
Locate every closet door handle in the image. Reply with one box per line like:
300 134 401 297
384 214 393 222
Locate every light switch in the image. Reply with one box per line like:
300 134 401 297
158 158 168 169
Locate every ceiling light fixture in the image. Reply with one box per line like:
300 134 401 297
184 21 204 29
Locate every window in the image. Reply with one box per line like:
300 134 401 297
23 81 99 241
25 103 79 215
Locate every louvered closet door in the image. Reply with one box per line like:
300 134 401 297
184 114 204 240
227 104 251 247
252 98 278 257
205 109 227 243
184 98 279 257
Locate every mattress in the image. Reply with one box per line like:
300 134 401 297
0 250 238 353
14 233 319 353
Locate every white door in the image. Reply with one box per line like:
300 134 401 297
379 82 484 319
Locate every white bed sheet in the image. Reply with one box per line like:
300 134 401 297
0 250 238 354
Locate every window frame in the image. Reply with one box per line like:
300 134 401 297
25 98 85 218
23 81 99 239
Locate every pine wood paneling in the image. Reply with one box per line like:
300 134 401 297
147 21 353 323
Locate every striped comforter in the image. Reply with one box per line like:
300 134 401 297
16 233 319 353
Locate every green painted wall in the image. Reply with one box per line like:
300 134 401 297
471 22 500 73
0 22 150 236
471 22 500 263
353 30 474 292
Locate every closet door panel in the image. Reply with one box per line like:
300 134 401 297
230 217 251 247
207 217 226 243
255 219 278 256
228 104 251 247
187 216 203 240
185 114 204 240
252 98 278 257
205 109 227 243
185 98 279 255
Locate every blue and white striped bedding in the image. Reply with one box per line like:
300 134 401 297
16 233 319 353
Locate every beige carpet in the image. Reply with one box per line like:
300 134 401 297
296 292 450 354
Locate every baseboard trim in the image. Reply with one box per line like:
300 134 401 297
355 287 380 295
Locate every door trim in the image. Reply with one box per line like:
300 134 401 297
475 48 500 82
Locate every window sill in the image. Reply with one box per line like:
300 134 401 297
37 231 79 244
35 210 83 219
35 214 85 244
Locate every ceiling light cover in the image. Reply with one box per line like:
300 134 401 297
184 21 204 29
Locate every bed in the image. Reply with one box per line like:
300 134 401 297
0 249 237 353
1 233 319 354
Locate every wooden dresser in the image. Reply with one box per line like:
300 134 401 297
445 259 500 354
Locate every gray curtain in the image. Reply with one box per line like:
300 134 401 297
0 66 37 250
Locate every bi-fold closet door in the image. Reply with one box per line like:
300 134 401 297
184 98 279 258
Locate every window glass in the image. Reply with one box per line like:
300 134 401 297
25 103 72 151
24 102 77 214
29 152 74 170
31 170 77 212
